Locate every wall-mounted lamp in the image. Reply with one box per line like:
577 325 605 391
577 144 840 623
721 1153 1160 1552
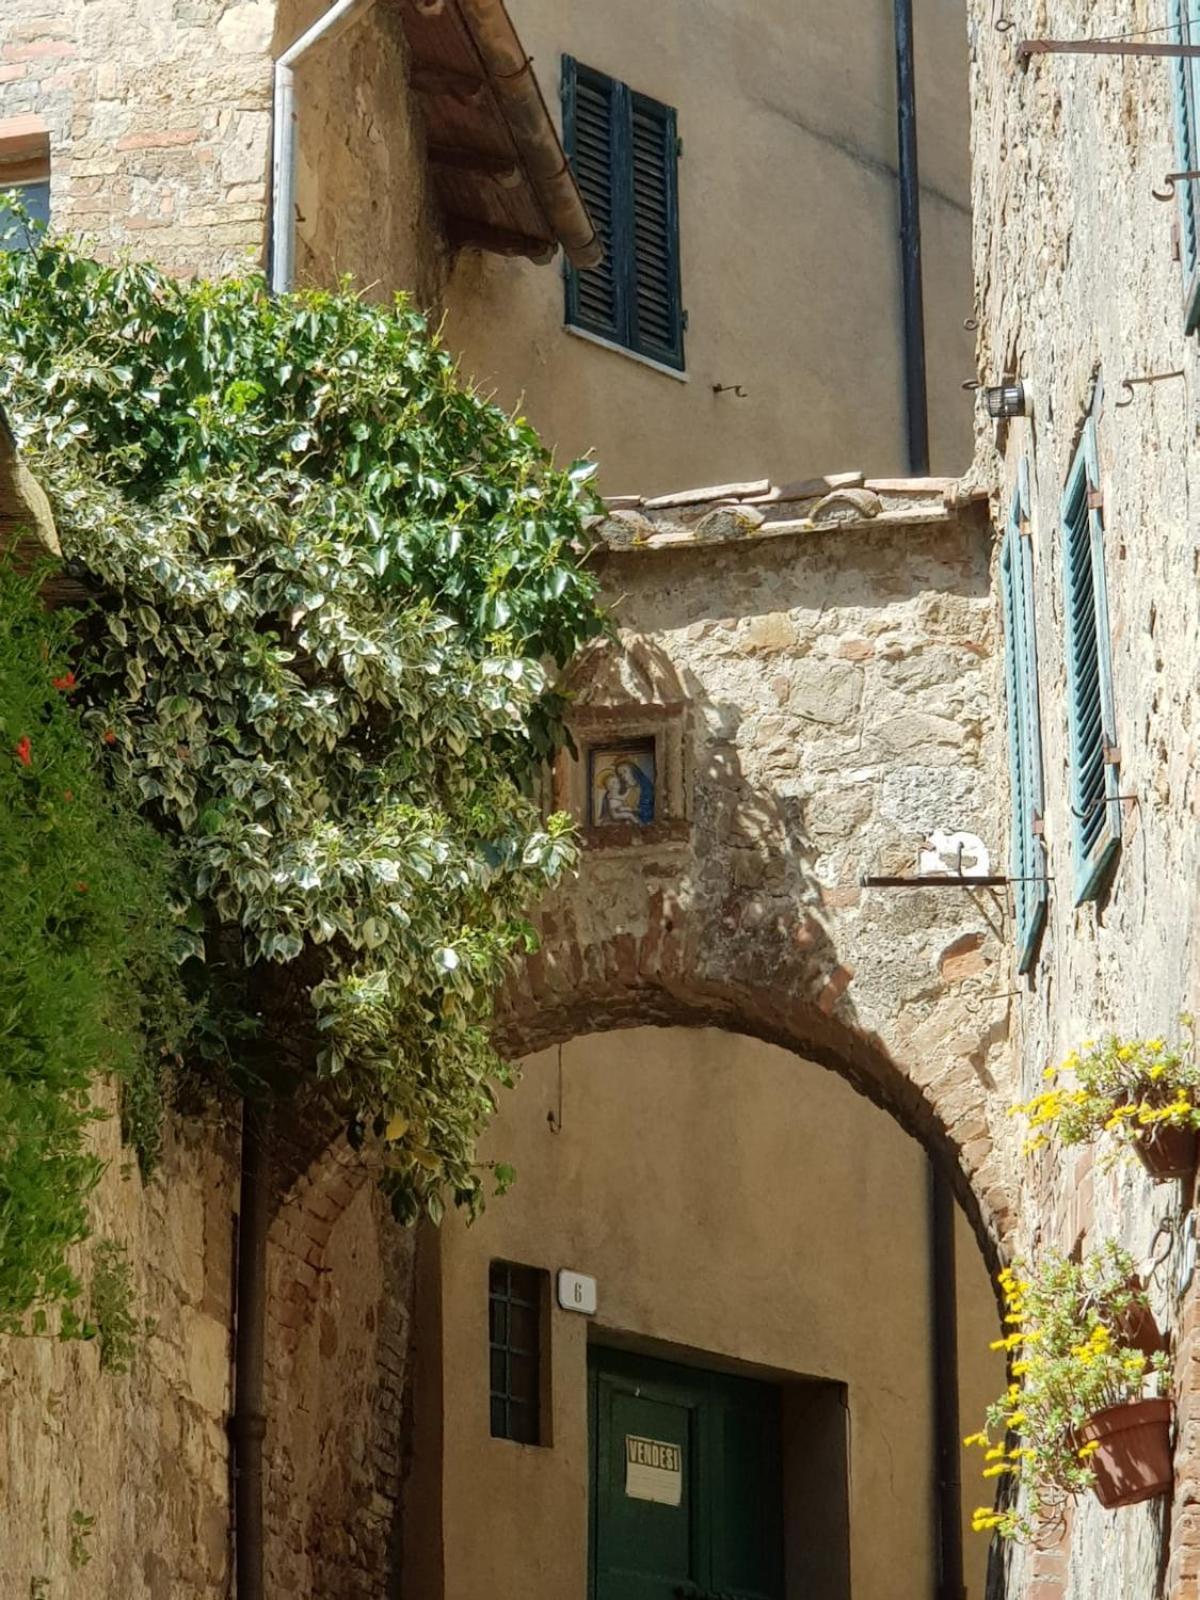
984 380 1029 420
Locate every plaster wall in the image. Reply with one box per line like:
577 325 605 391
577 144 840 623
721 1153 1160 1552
409 1028 1002 1600
968 2 1200 1591
277 0 447 309
443 0 976 496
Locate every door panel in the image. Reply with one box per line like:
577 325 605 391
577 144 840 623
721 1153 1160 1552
590 1348 783 1600
595 1386 698 1599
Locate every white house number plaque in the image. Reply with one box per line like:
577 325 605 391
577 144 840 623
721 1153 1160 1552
624 1436 683 1506
556 1269 597 1315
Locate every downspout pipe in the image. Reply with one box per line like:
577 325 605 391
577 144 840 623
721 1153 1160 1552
930 1163 965 1600
893 0 931 475
270 0 378 293
233 1100 270 1600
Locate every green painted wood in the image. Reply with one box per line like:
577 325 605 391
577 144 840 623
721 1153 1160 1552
1060 421 1121 904
589 1347 783 1600
563 60 684 370
1000 460 1047 971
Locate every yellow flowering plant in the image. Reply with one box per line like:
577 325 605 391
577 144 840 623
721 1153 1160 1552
967 1243 1170 1542
1012 1025 1200 1159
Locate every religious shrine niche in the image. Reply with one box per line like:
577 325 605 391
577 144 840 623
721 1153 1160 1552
549 632 690 850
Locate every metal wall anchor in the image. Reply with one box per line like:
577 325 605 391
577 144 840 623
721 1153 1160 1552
1154 171 1200 201
1116 370 1186 406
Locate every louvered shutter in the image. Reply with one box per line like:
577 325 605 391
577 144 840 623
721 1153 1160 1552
562 60 684 371
629 92 683 367
1167 0 1200 329
1061 422 1121 904
1000 461 1047 972
563 60 621 342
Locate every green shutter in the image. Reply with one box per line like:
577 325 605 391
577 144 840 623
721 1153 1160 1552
1061 422 1121 904
1167 0 1200 329
1000 461 1047 971
563 59 684 370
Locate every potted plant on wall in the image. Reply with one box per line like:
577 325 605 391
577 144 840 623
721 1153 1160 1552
1012 1027 1200 1181
967 1244 1172 1541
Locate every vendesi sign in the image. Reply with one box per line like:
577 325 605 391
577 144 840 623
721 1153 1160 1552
624 1435 683 1506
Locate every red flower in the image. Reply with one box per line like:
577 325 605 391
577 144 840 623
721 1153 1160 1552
74 881 89 894
14 735 31 767
102 729 117 746
52 671 77 692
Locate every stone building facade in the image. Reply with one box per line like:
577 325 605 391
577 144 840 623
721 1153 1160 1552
966 2 1200 1596
7 0 1200 1596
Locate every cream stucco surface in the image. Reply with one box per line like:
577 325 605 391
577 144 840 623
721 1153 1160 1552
443 0 975 496
411 1027 1001 1600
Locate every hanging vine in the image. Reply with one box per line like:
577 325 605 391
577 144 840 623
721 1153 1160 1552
0 232 606 1221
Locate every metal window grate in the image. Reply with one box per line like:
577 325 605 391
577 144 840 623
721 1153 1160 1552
489 1260 543 1445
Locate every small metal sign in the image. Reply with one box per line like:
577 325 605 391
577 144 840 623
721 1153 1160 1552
556 1268 597 1315
625 1435 683 1506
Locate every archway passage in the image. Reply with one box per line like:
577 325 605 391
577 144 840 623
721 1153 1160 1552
496 931 1010 1278
404 1023 1005 1600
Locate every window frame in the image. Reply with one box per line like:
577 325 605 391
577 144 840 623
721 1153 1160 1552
1166 0 1200 330
1000 459 1048 971
561 56 685 373
488 1259 548 1447
1060 420 1121 905
0 114 50 253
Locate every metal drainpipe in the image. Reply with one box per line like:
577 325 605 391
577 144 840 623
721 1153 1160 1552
270 0 378 294
233 1099 270 1600
893 0 931 475
930 1163 965 1600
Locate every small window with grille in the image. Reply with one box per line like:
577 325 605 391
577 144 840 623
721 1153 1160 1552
1060 420 1121 904
489 1260 547 1445
561 57 684 372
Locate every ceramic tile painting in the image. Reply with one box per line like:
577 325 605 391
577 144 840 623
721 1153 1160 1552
589 744 656 827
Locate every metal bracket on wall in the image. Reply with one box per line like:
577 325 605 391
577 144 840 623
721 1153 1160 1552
1115 370 1186 405
859 872 1048 889
1155 170 1200 201
1017 38 1200 63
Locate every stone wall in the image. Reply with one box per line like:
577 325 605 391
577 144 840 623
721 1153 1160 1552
1 0 276 276
0 1088 239 1600
0 0 446 300
968 3 1200 1593
497 474 1021 1262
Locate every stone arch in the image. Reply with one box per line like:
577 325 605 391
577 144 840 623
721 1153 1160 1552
495 919 1013 1275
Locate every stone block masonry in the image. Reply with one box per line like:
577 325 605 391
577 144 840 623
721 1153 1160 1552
969 1 1200 1593
0 0 276 277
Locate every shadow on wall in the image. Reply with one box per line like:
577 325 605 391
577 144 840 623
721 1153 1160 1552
497 508 1012 1268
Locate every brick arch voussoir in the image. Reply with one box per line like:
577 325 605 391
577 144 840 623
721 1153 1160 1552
495 923 1011 1277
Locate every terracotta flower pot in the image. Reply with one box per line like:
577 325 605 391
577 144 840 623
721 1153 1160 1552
1133 1122 1197 1182
1077 1397 1173 1509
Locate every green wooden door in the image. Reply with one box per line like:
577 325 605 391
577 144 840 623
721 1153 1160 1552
589 1347 784 1600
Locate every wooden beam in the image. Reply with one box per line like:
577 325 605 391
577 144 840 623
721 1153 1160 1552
428 144 523 187
444 216 556 264
410 64 488 103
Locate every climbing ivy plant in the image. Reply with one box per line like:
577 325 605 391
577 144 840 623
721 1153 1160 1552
0 235 605 1220
0 564 186 1334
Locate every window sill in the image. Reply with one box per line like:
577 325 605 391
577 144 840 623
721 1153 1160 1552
564 323 688 383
